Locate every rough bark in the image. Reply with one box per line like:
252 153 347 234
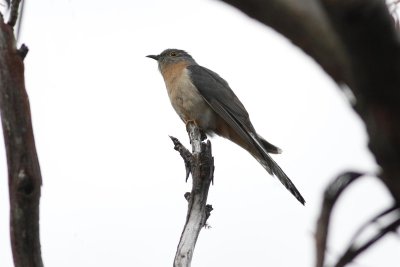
171 122 214 267
0 12 43 267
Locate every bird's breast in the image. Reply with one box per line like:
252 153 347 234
163 67 216 130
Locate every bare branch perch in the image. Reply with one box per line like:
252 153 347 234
171 122 214 267
0 15 43 267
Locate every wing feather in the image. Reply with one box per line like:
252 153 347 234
187 65 305 204
187 65 256 141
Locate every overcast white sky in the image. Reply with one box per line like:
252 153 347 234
0 0 398 266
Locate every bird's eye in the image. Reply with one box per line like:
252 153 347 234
170 51 177 57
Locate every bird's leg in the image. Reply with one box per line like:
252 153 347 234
184 119 197 128
185 120 207 141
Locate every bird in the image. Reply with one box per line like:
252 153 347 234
147 49 305 205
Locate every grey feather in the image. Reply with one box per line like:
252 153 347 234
258 134 282 154
188 64 305 205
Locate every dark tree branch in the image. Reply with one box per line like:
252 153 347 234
332 204 400 267
7 0 21 27
320 0 400 203
17 43 28 59
321 0 400 262
171 122 214 267
217 0 351 84
315 172 364 267
215 1 400 265
0 15 43 267
218 0 400 202
335 215 400 267
348 204 400 246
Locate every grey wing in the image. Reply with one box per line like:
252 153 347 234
189 66 282 154
187 65 256 142
190 67 282 155
188 65 305 204
188 64 275 171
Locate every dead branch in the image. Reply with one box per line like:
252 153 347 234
348 204 400 246
320 0 400 203
218 0 400 203
217 0 351 84
171 122 214 267
216 0 400 265
315 172 364 267
335 213 400 267
170 135 192 182
0 14 43 267
7 0 21 27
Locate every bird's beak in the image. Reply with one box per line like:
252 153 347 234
146 54 160 60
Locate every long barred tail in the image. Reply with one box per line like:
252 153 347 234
256 155 305 205
250 133 306 205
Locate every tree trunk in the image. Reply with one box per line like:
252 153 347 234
0 11 43 267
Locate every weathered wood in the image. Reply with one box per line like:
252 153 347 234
172 122 214 267
170 136 192 182
0 13 43 267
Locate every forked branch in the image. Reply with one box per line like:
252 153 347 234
170 122 214 267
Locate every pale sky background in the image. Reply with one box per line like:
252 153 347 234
0 1 399 266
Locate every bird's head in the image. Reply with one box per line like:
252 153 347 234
147 49 196 71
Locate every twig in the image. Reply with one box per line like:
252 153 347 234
14 0 24 41
170 135 192 182
315 171 364 267
348 204 400 246
17 43 28 59
7 0 21 27
0 15 43 267
172 122 214 267
335 215 400 267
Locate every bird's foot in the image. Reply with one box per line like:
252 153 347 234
185 120 207 141
184 119 197 128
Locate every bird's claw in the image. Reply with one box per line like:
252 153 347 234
185 120 207 141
